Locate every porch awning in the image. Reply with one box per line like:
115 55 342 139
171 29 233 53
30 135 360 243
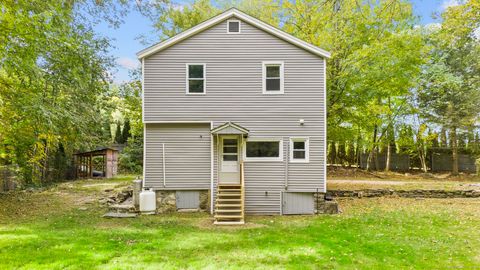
211 122 249 135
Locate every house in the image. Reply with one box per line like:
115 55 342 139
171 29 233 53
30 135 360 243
137 8 329 224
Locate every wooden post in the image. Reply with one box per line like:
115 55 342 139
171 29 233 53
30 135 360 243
103 154 106 178
89 154 93 178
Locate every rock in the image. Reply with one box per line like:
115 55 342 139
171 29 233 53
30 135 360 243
78 207 88 211
104 188 114 192
323 201 340 214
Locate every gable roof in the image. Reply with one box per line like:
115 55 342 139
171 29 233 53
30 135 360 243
211 122 249 135
137 8 331 59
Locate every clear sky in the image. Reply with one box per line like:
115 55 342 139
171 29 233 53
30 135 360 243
95 0 455 84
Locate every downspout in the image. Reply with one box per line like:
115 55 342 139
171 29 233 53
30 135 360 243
210 122 214 215
284 138 289 190
215 133 220 214
162 143 166 187
141 58 145 188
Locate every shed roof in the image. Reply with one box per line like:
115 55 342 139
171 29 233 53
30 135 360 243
74 147 118 156
137 8 331 59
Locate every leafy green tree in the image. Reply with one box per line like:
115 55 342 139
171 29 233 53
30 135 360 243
122 119 131 144
0 1 116 184
417 1 480 175
114 123 123 144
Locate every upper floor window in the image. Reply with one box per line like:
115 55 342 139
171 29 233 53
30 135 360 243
227 20 241 33
262 61 284 94
186 63 206 94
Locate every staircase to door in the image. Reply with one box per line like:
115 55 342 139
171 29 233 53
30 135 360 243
214 162 245 225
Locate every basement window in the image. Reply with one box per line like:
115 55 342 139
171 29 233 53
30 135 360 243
186 63 206 94
227 20 241 33
290 137 309 163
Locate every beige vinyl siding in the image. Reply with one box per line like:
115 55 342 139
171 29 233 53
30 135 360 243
144 123 211 190
144 16 326 214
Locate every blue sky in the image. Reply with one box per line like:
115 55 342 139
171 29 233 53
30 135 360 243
95 0 455 83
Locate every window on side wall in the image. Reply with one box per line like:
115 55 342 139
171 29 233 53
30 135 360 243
186 63 206 94
244 139 283 161
262 61 284 94
290 137 309 163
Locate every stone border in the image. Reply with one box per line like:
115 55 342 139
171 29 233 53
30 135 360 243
328 189 480 199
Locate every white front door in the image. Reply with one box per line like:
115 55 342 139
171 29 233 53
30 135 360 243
219 136 240 184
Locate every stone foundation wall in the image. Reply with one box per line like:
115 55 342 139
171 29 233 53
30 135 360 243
155 190 210 213
314 193 340 214
328 189 480 199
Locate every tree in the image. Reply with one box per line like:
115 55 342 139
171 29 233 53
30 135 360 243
115 123 123 144
282 0 423 155
0 1 116 184
417 1 480 175
122 119 131 143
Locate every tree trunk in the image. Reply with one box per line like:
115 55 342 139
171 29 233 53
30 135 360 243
385 142 391 172
451 127 459 175
366 124 378 171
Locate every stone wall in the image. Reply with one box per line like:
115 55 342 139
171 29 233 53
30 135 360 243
155 190 210 213
155 191 177 213
314 193 340 214
328 189 480 199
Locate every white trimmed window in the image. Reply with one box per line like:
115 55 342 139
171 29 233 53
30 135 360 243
227 19 241 34
262 61 284 94
290 137 309 163
186 63 206 94
244 138 283 161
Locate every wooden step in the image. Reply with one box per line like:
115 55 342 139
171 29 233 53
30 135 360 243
215 209 242 213
216 198 241 202
216 204 241 207
217 193 241 197
214 221 245 225
214 215 243 219
218 189 241 192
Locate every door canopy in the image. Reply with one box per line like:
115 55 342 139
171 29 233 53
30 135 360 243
211 122 249 135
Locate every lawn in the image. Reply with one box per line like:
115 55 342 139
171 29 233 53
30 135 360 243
1 177 480 269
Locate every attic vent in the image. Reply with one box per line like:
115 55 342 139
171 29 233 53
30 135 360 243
227 20 240 33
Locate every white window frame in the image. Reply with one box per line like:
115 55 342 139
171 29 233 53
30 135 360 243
185 63 206 95
227 19 241 34
262 61 284 94
289 137 310 163
243 137 283 162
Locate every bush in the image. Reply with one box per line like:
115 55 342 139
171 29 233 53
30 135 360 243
118 137 143 174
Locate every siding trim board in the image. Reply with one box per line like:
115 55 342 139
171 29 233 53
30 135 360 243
137 8 331 59
322 58 327 193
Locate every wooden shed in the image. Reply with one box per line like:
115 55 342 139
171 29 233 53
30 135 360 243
74 147 118 179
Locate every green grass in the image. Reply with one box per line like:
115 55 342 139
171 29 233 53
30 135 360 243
1 178 480 269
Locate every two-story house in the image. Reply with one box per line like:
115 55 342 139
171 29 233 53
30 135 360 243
137 8 330 224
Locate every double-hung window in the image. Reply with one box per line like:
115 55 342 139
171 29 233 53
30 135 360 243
290 137 309 163
186 63 206 94
262 61 284 94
